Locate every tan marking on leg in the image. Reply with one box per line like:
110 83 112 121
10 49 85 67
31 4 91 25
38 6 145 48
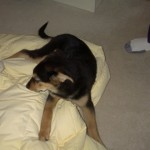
7 51 27 59
81 105 105 146
71 95 88 107
7 50 46 64
39 96 59 141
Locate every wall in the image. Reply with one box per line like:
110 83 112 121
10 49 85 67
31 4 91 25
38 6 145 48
53 0 102 12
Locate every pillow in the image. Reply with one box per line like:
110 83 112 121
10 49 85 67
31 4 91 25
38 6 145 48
0 34 110 150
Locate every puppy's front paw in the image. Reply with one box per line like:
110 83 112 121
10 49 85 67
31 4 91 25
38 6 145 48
39 130 50 141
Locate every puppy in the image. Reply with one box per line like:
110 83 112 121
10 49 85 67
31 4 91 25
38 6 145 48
9 22 104 145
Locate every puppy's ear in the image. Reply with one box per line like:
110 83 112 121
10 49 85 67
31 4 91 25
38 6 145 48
59 79 74 95
57 73 73 83
49 72 73 86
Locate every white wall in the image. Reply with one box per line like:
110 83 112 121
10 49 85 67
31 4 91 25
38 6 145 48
53 0 102 12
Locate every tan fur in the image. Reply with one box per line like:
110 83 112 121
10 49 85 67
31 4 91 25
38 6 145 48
29 72 74 93
81 106 104 145
71 95 88 107
8 50 46 63
39 97 59 141
71 95 104 144
28 79 59 93
56 72 74 83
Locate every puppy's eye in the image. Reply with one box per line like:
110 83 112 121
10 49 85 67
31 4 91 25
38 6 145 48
48 71 57 76
48 71 58 80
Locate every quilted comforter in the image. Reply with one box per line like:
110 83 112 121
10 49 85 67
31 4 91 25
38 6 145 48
0 34 110 150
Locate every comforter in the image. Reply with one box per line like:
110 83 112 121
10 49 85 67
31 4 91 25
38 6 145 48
0 34 110 150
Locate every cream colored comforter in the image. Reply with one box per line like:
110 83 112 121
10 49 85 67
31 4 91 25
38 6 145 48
0 34 110 150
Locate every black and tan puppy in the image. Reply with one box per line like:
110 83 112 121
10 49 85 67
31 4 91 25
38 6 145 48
9 23 104 145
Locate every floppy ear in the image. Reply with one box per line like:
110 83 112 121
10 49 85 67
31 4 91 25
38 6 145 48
57 72 73 83
48 72 73 87
58 79 75 96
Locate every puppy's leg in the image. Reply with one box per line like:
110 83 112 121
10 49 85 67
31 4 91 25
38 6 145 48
39 94 59 141
7 49 46 63
81 98 105 145
7 50 27 58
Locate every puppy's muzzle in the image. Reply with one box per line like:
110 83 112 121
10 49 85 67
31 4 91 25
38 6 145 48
26 80 32 89
26 78 35 90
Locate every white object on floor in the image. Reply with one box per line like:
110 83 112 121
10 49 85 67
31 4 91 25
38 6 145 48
125 38 150 53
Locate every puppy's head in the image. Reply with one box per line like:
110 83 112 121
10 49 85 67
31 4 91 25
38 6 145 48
26 54 74 97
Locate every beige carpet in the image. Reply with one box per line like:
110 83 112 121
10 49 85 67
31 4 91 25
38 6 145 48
0 0 150 149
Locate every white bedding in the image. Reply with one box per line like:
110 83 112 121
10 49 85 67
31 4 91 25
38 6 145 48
0 34 110 150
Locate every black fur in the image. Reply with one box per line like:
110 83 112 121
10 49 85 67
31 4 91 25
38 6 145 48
26 22 97 100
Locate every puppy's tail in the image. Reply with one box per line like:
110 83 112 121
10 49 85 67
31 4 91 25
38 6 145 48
38 22 53 39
